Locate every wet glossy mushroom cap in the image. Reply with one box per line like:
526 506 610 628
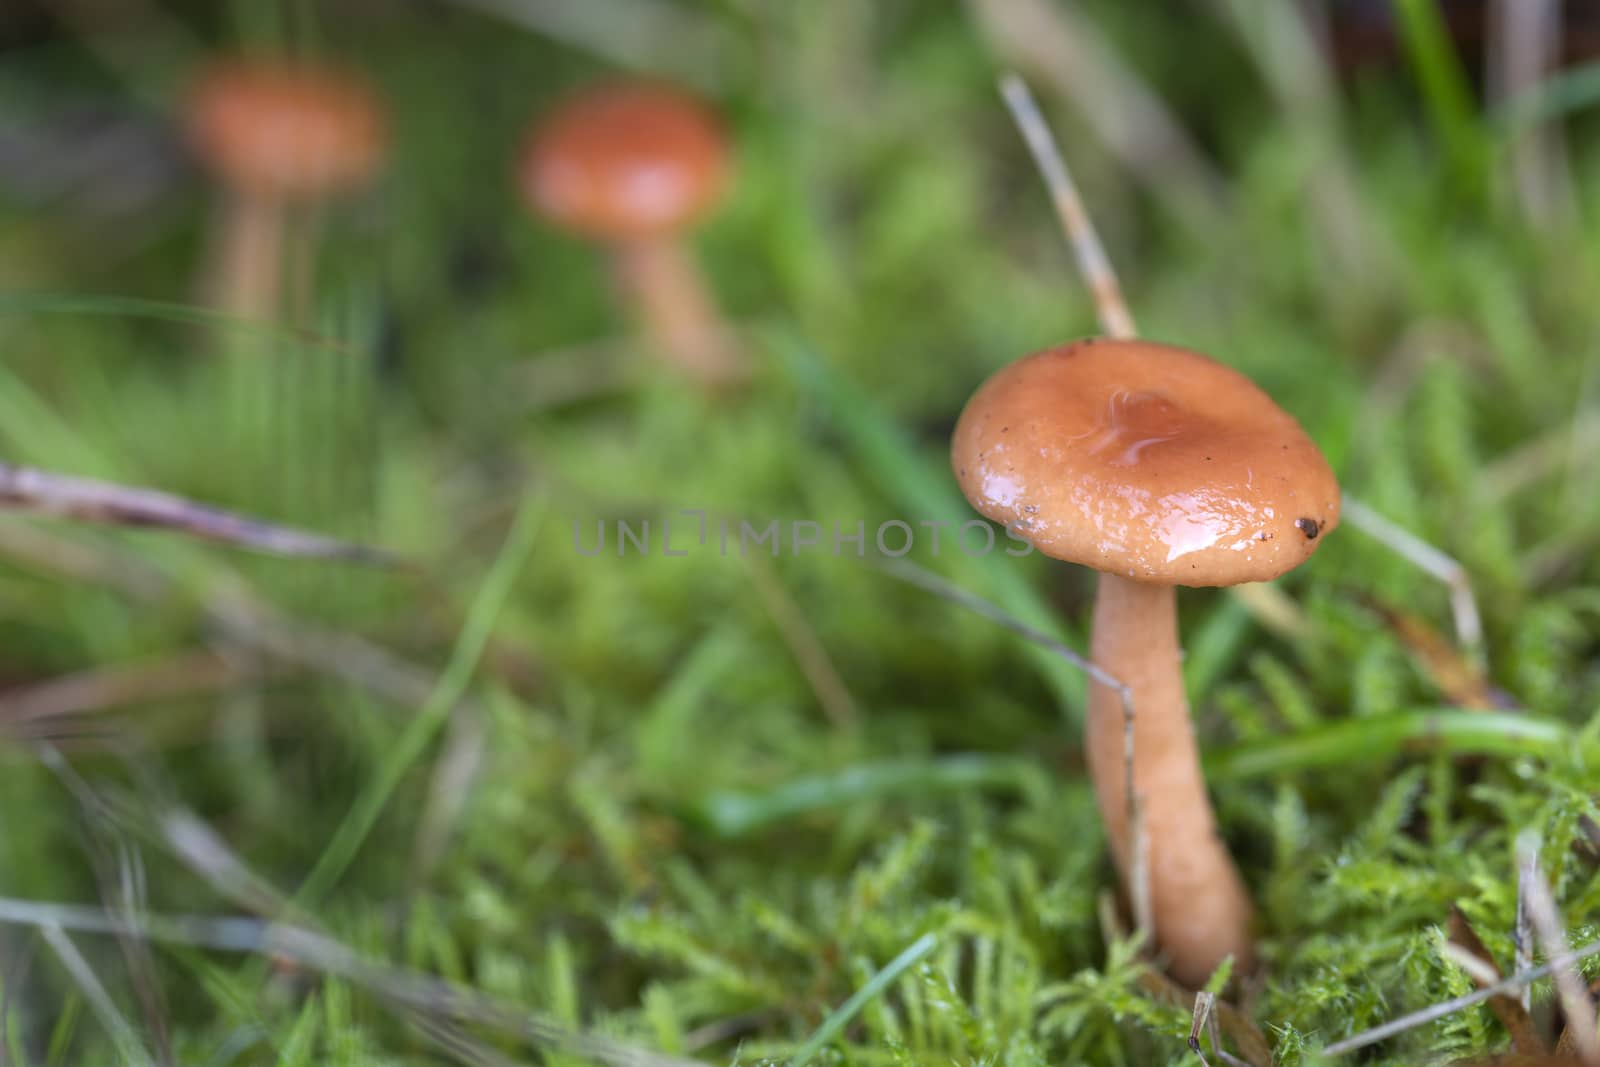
520 82 730 242
952 339 1340 586
186 60 387 199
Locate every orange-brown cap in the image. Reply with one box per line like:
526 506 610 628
185 59 387 199
952 339 1340 587
519 82 729 242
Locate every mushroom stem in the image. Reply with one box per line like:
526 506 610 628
1085 573 1254 987
212 191 285 323
613 239 745 387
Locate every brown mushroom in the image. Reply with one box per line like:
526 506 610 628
185 58 387 321
952 338 1340 986
519 81 744 387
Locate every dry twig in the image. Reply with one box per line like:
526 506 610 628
1322 938 1600 1056
972 0 1224 227
0 898 703 1067
0 651 253 728
0 462 391 564
1447 908 1548 1055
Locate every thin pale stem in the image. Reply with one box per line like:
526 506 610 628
1087 574 1253 987
40 923 153 1066
999 74 1136 339
1489 0 1572 227
1516 847 1536 1010
977 0 1224 228
1322 937 1600 1057
1517 833 1600 1065
1339 495 1483 651
613 239 746 387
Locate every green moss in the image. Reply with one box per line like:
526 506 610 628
0 1 1596 1063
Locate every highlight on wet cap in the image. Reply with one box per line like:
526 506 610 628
952 338 1340 586
519 81 731 242
186 59 387 199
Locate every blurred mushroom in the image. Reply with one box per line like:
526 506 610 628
952 338 1340 987
185 57 387 321
520 80 744 387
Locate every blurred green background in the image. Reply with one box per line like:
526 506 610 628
0 0 1597 1064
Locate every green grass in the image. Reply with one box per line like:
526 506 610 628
1 1 1599 1064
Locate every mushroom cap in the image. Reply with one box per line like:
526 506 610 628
952 339 1340 587
185 59 387 199
519 81 729 242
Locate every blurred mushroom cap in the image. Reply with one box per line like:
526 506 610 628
186 59 387 198
952 339 1340 586
520 81 730 242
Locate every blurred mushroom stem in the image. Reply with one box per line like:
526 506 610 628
1085 573 1254 987
211 190 285 323
613 239 745 387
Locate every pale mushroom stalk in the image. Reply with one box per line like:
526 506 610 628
612 238 743 385
212 189 286 322
1086 574 1254 984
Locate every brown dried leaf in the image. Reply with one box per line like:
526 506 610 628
1373 601 1510 710
1448 908 1549 1057
1135 969 1274 1067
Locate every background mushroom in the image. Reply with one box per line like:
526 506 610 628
185 57 387 322
519 80 744 387
953 337 1341 986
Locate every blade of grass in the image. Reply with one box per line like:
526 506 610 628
637 626 747 785
788 932 938 1067
0 362 118 478
0 293 357 358
1182 597 1254 704
444 0 726 87
294 492 544 906
1204 709 1564 780
1391 0 1490 197
690 755 1045 838
1498 58 1600 129
686 709 1561 837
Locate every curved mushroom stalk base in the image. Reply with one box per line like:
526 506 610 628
1085 573 1255 988
613 239 748 389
